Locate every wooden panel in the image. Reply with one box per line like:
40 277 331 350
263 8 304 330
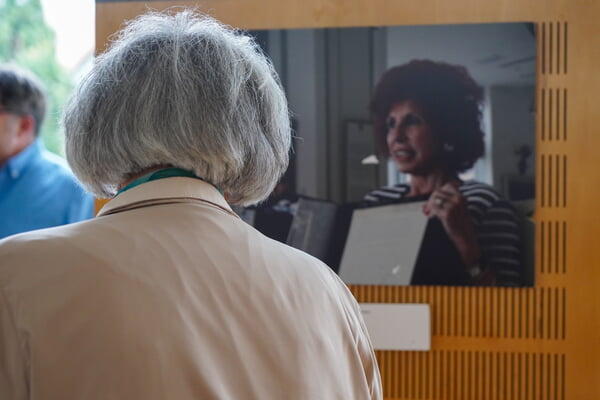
540 88 568 142
96 1 600 399
540 22 568 76
350 286 566 340
94 198 109 215
540 220 567 274
95 0 571 54
375 350 566 400
540 154 567 208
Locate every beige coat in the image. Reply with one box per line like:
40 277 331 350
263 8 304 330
0 177 381 399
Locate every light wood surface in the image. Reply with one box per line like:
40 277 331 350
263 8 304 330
96 1 600 398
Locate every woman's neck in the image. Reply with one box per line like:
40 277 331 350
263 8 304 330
408 170 459 197
117 165 173 191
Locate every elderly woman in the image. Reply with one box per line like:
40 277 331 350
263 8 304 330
0 11 381 399
365 60 522 286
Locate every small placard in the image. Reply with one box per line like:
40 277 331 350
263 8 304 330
360 303 430 351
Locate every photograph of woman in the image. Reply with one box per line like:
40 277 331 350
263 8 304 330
364 60 523 286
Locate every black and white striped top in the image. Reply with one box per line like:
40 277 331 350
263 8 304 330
364 181 522 286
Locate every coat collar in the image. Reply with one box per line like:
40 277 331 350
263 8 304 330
97 177 238 218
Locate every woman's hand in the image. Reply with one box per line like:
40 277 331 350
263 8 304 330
423 182 481 270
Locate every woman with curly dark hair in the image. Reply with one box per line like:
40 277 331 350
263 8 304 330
364 60 522 286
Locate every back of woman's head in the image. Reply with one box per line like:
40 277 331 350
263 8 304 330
370 59 484 173
64 9 290 205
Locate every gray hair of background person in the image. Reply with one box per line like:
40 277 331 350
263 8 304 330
0 64 46 136
63 9 291 205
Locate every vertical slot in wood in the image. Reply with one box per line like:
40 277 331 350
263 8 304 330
563 23 568 74
541 155 546 207
556 22 561 74
554 221 559 273
562 221 567 273
554 287 560 339
555 155 561 207
549 23 553 75
539 289 545 339
541 23 546 75
556 88 561 140
549 89 554 140
562 288 567 340
563 89 567 140
548 155 554 207
540 221 546 273
548 222 553 273
563 155 567 207
541 89 546 141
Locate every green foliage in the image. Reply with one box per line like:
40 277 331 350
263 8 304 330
0 0 74 156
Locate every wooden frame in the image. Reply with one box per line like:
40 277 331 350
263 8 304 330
96 1 600 398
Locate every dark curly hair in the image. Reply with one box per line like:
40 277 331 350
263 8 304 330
370 59 484 173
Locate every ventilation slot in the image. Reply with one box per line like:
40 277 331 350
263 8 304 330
540 220 567 274
540 88 567 142
540 154 567 208
540 22 568 75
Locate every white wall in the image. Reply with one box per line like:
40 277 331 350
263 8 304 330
268 28 377 201
325 28 377 202
384 23 536 87
285 29 328 198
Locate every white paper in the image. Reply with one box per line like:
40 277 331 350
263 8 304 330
339 201 428 285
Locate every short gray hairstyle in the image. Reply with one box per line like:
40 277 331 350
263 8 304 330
64 9 290 205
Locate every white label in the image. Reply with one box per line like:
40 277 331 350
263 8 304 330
360 303 430 351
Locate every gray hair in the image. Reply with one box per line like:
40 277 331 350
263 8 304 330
64 9 290 205
0 63 46 136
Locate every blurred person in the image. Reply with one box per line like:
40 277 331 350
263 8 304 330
0 10 381 399
365 60 522 286
0 64 94 239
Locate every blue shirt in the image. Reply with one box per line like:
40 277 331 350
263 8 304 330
0 140 94 239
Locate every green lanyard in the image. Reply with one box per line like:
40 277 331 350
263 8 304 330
116 168 223 196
